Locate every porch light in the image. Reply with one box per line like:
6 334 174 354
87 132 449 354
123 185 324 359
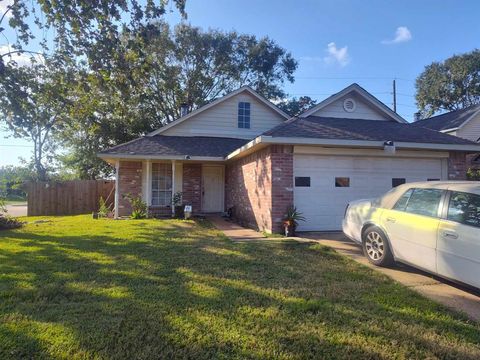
383 141 396 154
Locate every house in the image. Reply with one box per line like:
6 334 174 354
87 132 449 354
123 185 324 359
412 104 480 169
98 84 480 232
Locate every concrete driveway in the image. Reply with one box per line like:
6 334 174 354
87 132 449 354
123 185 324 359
4 204 28 217
301 232 480 322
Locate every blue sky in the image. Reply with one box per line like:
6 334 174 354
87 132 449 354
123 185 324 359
1 0 479 167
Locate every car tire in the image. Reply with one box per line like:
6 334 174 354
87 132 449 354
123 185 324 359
362 226 394 267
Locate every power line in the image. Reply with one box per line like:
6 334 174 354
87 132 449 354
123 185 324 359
0 144 33 148
295 76 414 82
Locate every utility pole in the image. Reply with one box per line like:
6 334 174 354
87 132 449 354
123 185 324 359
392 79 397 113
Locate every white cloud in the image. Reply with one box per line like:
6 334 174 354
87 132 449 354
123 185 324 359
382 26 412 44
0 45 43 67
0 0 14 19
323 42 350 67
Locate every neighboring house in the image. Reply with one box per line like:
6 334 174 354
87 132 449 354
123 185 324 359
98 84 480 232
412 104 480 169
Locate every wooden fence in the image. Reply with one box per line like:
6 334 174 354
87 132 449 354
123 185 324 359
27 180 115 216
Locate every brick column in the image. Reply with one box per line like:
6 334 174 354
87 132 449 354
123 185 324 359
270 145 294 233
118 161 143 216
448 152 467 180
183 164 202 213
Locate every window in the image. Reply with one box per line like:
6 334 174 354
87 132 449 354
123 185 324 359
295 177 310 187
335 177 350 187
238 102 250 129
404 188 443 218
392 178 406 188
447 191 480 228
151 163 172 206
393 189 413 211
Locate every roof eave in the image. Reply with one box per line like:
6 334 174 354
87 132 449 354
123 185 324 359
226 136 480 160
97 153 225 162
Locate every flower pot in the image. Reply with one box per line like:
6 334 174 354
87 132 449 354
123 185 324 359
174 205 184 219
284 223 296 237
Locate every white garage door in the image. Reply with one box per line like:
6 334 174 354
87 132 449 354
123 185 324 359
294 154 445 231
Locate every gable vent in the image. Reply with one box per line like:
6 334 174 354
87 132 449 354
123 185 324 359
343 98 356 113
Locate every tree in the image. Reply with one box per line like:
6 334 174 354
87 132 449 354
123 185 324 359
415 49 480 117
0 60 73 180
59 22 298 178
0 0 186 73
0 165 34 199
278 96 317 117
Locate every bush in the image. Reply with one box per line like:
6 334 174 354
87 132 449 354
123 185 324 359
467 168 480 181
0 215 24 230
98 196 109 218
124 194 148 219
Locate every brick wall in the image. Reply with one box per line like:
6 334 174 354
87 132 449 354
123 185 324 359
226 145 293 233
270 145 294 233
183 164 202 213
448 151 468 180
118 161 143 216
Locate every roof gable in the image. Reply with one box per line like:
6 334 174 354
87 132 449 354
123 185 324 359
299 83 407 123
148 86 290 137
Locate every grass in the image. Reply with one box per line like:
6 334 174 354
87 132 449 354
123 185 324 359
0 215 479 359
2 195 27 206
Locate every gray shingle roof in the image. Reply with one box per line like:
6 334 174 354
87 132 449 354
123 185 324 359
411 104 480 131
263 116 476 145
99 136 249 158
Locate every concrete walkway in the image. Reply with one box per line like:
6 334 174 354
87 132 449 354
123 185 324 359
209 216 480 322
5 204 27 217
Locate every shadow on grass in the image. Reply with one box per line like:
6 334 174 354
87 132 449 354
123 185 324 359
0 216 479 359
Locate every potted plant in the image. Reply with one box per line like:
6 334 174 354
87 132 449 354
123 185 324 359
172 192 184 219
282 205 306 236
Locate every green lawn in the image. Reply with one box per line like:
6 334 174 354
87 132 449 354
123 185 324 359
0 216 479 359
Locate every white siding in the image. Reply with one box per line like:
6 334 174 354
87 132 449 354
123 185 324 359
162 92 285 139
456 114 480 142
310 93 391 121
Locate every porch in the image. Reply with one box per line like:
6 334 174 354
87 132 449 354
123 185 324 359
114 160 225 218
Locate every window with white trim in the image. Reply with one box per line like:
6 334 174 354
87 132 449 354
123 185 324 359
238 102 251 128
151 163 172 206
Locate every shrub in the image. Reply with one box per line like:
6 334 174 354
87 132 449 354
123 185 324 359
98 196 109 218
467 168 480 181
0 215 24 230
124 194 148 219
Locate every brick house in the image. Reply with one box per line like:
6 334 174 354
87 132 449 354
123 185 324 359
98 84 480 232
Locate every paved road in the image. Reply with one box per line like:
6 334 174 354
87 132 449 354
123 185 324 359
4 204 28 217
301 232 480 322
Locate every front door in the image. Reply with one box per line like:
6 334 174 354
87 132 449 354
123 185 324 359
202 165 224 212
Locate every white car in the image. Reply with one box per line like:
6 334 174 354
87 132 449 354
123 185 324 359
343 181 480 289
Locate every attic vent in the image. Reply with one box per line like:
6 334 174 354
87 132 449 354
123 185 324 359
343 98 356 113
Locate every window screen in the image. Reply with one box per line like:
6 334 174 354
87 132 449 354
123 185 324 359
335 177 350 187
295 177 311 187
151 163 172 206
238 102 251 129
447 191 480 228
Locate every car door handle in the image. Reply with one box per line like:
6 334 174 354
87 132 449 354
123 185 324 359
386 217 396 223
442 231 458 239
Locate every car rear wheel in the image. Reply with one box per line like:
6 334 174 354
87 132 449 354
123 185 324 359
362 226 394 267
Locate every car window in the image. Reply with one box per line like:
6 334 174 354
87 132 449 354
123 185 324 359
404 188 443 218
392 189 413 211
447 191 480 228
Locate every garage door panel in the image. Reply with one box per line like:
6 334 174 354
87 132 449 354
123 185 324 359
294 155 444 231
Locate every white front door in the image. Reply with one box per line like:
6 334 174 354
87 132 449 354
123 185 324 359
294 154 445 231
202 165 224 212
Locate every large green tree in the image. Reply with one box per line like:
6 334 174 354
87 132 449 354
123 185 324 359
0 60 73 180
415 49 480 117
0 0 186 72
278 96 317 117
59 22 298 178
